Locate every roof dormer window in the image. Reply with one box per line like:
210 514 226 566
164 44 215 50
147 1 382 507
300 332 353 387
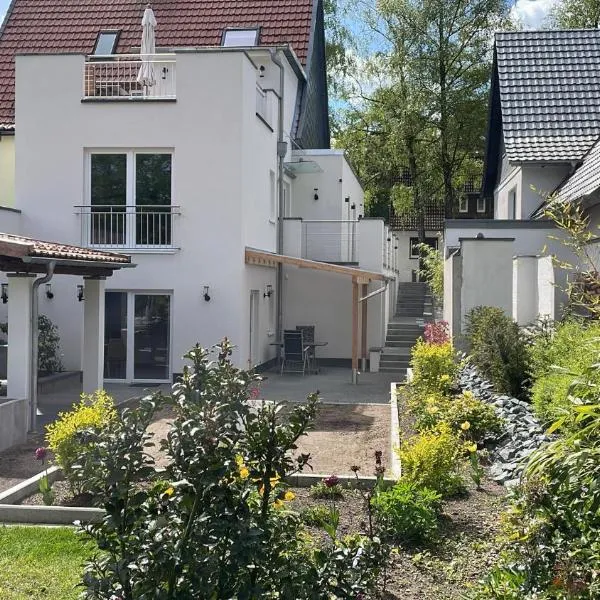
222 28 260 47
93 30 120 55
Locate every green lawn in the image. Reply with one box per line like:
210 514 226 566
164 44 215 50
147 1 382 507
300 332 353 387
0 526 93 600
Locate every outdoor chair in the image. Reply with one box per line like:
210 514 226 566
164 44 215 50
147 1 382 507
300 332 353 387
296 325 316 372
280 330 310 375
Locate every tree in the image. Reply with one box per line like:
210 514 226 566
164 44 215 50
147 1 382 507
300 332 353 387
551 0 600 28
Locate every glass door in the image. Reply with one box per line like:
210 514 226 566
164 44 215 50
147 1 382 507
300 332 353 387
104 292 171 382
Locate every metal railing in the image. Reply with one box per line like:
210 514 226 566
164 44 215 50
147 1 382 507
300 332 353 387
75 205 180 249
256 84 271 126
83 54 176 99
302 220 358 263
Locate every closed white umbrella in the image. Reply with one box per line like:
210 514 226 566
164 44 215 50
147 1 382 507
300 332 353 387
137 5 157 88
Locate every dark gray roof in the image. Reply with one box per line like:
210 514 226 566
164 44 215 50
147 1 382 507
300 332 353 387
496 29 600 163
556 136 600 202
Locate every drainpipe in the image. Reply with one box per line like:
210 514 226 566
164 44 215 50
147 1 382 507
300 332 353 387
270 49 287 356
30 261 55 431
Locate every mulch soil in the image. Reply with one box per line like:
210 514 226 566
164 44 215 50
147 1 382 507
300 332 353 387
0 432 48 494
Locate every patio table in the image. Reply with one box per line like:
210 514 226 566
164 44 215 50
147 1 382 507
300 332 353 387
269 341 328 374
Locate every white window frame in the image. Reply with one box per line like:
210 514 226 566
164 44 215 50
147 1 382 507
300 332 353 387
222 28 260 47
477 197 486 213
508 187 517 219
458 196 468 213
85 148 174 249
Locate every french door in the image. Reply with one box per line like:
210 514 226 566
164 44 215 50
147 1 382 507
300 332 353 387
104 291 171 382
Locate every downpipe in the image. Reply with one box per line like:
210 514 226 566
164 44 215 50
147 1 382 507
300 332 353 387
30 261 56 431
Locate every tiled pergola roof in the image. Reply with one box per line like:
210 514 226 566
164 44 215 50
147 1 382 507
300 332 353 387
0 232 132 276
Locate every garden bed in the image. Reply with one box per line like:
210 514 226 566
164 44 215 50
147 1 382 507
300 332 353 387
0 432 47 493
292 477 504 599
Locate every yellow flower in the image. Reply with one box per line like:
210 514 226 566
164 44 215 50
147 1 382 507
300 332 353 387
284 491 296 502
164 487 175 497
239 466 250 479
460 421 471 431
467 443 477 453
426 405 439 414
440 374 451 382
273 499 284 510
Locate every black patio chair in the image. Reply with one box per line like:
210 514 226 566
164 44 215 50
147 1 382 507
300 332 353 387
296 325 315 372
280 330 310 375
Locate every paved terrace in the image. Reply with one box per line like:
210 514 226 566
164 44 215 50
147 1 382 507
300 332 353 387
34 368 399 427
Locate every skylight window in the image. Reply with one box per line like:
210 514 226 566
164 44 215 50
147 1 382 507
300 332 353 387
93 31 120 55
222 28 260 47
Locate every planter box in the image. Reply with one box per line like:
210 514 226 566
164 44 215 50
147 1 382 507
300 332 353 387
0 344 6 379
369 347 381 373
0 397 28 452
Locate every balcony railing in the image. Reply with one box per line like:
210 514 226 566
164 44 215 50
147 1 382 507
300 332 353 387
75 205 180 250
302 220 358 263
83 54 176 100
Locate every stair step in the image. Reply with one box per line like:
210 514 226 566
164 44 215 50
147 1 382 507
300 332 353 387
385 340 416 347
379 367 408 374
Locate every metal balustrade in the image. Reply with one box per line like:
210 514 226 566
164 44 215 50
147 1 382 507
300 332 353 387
83 54 176 99
75 205 180 250
302 220 358 263
256 85 272 125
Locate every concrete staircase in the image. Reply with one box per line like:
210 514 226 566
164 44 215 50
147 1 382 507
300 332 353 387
379 283 429 375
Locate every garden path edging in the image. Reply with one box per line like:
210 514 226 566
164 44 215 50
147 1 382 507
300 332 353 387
389 382 402 479
0 465 62 504
0 504 104 525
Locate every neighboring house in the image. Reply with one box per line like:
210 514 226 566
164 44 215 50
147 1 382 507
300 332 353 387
442 29 600 335
0 0 401 387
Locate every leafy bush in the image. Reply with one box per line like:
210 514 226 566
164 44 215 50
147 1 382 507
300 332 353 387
411 339 458 396
372 481 441 544
472 402 600 599
417 243 443 303
38 314 63 375
310 477 344 500
423 320 450 345
465 306 529 400
301 504 332 527
529 319 600 427
409 389 502 442
397 423 464 497
73 341 389 599
45 390 116 493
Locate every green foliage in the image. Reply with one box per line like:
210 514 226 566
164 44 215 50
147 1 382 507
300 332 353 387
528 319 600 428
467 446 485 489
45 390 116 493
472 401 600 598
550 0 600 28
38 474 54 506
465 306 530 400
371 481 441 544
397 423 465 497
417 244 443 303
301 504 332 527
37 314 63 375
411 339 458 396
310 480 344 500
74 340 389 599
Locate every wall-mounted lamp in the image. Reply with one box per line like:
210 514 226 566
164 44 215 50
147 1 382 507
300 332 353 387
203 286 211 302
45 283 54 300
1 283 7 304
344 196 350 203
259 65 266 78
264 284 273 298
387 237 391 242
313 188 319 201
350 203 356 210
394 246 398 250
77 284 84 302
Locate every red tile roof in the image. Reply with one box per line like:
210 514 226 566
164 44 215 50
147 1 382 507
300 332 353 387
0 0 315 126
0 232 132 264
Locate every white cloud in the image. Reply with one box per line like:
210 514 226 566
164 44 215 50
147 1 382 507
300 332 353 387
510 0 559 29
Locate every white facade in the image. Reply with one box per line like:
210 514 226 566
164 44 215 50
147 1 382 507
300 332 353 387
0 49 395 384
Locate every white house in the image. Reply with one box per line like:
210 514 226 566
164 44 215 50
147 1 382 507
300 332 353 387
444 29 600 336
0 0 401 400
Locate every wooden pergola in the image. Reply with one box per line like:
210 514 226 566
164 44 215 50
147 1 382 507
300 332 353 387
245 248 388 382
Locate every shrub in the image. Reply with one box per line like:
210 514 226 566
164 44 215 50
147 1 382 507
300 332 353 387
372 481 441 544
397 423 464 497
411 339 458 396
301 504 332 527
38 314 63 375
417 243 443 303
45 390 117 492
472 402 600 598
423 320 450 345
310 476 344 500
465 306 529 400
442 391 503 442
529 319 600 427
73 341 389 599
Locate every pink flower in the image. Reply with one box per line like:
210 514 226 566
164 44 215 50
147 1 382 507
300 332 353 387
323 475 339 488
249 387 260 400
424 321 450 345
35 447 47 461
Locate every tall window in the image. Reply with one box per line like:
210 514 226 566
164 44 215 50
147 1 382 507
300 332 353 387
477 197 486 213
508 187 517 219
89 151 172 247
458 196 468 213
